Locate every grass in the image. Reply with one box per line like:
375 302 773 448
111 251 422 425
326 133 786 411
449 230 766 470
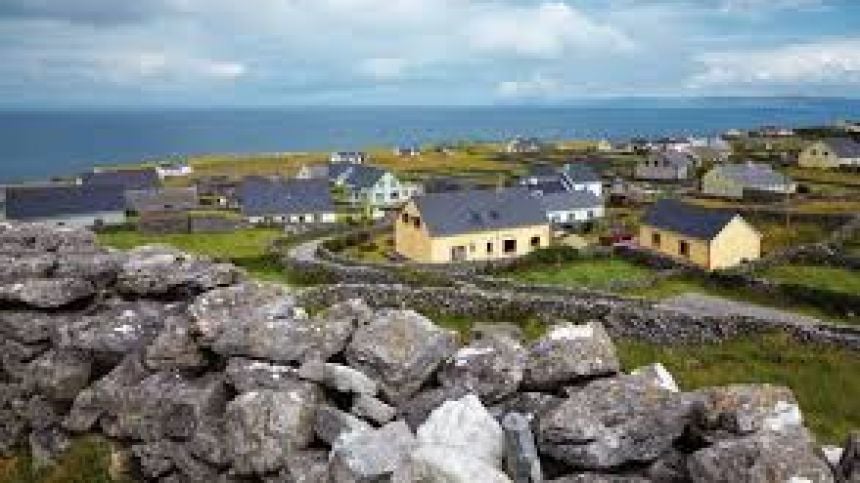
760 264 860 296
340 233 394 263
617 333 860 444
757 220 830 254
427 312 548 343
788 167 860 187
0 437 125 483
97 226 298 284
508 258 655 289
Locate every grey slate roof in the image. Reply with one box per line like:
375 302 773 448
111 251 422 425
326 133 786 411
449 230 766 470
411 188 547 236
239 177 334 217
328 164 389 188
562 163 601 183
522 179 569 195
531 189 602 212
80 168 160 191
642 198 741 240
649 151 694 168
5 184 126 220
821 137 860 158
710 163 791 187
126 187 199 213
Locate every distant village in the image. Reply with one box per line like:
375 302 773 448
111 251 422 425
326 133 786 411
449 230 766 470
1 119 859 272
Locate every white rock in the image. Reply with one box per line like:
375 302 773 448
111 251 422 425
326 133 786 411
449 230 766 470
417 394 504 466
632 363 679 393
763 400 803 432
392 445 512 483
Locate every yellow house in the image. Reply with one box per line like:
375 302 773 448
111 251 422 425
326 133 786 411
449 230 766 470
395 189 551 264
798 138 860 169
639 199 761 270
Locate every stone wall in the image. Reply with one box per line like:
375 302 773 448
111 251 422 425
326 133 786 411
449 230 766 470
298 283 860 350
1 221 858 482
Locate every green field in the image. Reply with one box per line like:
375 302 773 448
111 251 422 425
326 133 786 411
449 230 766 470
97 227 296 284
0 437 123 483
760 264 860 296
618 333 860 444
508 258 654 289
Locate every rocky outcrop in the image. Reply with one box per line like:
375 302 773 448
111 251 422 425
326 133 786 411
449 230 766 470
0 222 852 482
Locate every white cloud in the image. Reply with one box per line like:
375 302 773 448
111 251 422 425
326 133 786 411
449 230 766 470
718 0 825 14
466 2 634 58
496 74 564 98
357 57 409 80
100 50 246 84
689 38 860 88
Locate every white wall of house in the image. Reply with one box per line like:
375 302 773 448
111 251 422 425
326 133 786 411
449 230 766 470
248 211 337 225
547 206 604 224
348 173 421 207
569 181 603 197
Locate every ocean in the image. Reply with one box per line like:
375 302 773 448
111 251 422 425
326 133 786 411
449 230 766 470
2 100 859 183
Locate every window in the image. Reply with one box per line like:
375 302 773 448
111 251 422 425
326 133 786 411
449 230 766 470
401 213 409 223
486 242 493 254
503 239 517 254
391 191 399 200
530 236 541 248
413 217 421 228
679 240 690 257
652 232 661 247
586 210 594 219
451 246 467 261
469 243 476 253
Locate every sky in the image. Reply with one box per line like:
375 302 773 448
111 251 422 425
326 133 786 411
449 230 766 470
0 0 859 106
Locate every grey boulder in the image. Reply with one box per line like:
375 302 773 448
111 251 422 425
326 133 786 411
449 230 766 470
691 384 804 441
191 282 355 363
503 412 542 483
26 349 92 402
687 429 834 483
116 245 242 297
314 405 371 446
329 420 416 482
224 358 301 393
836 431 859 483
438 332 527 403
351 394 397 426
225 385 323 475
538 372 693 469
0 278 94 309
298 360 379 396
523 322 620 390
345 309 458 405
64 355 151 433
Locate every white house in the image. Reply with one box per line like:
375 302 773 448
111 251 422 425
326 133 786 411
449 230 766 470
155 162 193 179
530 189 604 226
329 164 421 207
561 163 603 197
4 184 127 228
329 152 368 164
239 177 337 225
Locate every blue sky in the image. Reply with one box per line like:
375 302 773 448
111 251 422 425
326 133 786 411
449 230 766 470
1 0 859 106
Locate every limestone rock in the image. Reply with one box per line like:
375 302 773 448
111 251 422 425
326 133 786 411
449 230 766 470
314 405 371 445
117 245 242 297
691 384 803 441
102 372 227 442
329 420 416 482
687 429 834 483
392 445 513 483
144 313 208 371
398 385 471 430
523 322 620 390
438 332 527 403
53 299 175 361
191 282 355 363
28 427 71 469
351 394 397 426
417 394 505 466
64 356 151 433
503 412 542 483
836 431 860 483
0 278 95 309
224 358 301 393
298 360 378 396
631 363 679 393
538 373 693 469
225 385 323 475
26 349 92 402
345 309 458 405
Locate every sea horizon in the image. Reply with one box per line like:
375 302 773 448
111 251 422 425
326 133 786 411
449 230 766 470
2 99 859 184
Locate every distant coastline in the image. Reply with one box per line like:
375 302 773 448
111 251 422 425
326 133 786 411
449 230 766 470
2 99 859 183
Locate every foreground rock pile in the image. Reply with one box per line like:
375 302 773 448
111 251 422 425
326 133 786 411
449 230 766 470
0 222 857 483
